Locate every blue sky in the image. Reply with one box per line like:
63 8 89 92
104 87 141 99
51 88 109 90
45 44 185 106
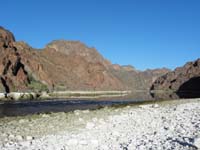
1 0 200 70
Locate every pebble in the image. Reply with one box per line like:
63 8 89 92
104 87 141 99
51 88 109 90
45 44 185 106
67 139 78 145
8 134 15 139
79 140 88 145
86 122 95 129
19 119 27 124
91 140 99 146
74 110 80 116
194 137 200 148
92 117 98 122
153 104 159 108
19 141 31 147
82 110 90 114
100 145 109 150
16 135 23 141
41 114 50 118
26 136 33 141
78 118 84 122
112 131 120 137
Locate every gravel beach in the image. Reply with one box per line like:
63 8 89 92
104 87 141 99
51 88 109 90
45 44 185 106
0 98 200 150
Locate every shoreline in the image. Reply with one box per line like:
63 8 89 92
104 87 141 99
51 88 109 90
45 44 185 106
0 90 132 102
0 98 200 149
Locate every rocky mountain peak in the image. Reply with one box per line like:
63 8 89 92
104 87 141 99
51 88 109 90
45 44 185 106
122 65 137 72
0 26 15 48
46 40 111 66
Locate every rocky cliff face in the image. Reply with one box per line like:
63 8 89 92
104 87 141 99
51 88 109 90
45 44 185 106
0 27 30 92
0 27 169 92
15 41 125 91
151 59 200 92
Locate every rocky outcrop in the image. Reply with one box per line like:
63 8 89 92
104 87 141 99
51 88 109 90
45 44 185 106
151 59 200 92
0 27 30 92
0 26 15 48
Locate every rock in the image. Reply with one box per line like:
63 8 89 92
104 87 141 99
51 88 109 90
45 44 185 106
74 111 80 116
8 92 21 100
153 104 159 108
19 119 27 123
100 145 109 150
99 118 106 124
19 141 31 147
90 140 99 146
41 114 50 118
40 91 49 98
112 131 120 137
82 110 90 114
139 105 151 109
194 137 200 148
67 139 78 145
16 135 23 141
0 27 30 93
0 93 5 99
92 117 98 122
78 118 84 122
0 26 15 47
8 134 15 139
79 140 88 145
26 136 33 141
86 122 95 129
151 58 200 98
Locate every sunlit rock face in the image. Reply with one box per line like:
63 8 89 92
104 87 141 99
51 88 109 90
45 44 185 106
0 26 15 48
0 27 29 92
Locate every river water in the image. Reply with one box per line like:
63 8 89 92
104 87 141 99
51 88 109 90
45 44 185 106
0 91 199 117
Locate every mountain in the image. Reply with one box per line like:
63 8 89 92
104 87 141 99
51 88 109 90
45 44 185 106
151 58 200 92
110 65 169 90
0 27 169 92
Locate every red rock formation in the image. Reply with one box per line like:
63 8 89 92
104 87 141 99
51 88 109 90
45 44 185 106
0 27 29 92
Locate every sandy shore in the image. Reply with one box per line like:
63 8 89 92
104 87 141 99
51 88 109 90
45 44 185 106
0 98 200 150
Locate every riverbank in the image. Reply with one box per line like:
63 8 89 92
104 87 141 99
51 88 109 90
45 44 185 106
0 98 200 149
0 90 131 102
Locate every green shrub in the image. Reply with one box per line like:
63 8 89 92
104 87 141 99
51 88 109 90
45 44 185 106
28 74 48 92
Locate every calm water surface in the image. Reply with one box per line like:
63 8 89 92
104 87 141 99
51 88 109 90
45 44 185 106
0 91 199 117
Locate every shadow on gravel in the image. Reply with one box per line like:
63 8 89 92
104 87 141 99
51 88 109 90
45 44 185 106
171 139 198 150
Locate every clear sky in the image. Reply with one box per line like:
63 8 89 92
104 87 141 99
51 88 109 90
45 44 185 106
1 0 200 70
